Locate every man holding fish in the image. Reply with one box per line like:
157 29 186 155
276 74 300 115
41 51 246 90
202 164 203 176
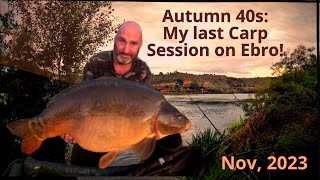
60 21 185 167
7 20 190 169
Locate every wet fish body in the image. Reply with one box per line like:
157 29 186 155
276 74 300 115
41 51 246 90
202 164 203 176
6 77 191 168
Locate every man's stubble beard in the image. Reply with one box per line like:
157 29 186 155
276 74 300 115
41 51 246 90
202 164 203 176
114 44 140 65
116 55 132 65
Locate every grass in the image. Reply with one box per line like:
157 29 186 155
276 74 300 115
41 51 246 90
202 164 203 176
183 106 318 179
186 128 240 179
225 117 246 133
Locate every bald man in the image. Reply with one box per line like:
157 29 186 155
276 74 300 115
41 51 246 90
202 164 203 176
61 21 183 168
81 21 151 84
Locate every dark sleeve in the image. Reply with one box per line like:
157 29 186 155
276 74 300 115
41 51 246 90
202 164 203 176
143 65 152 86
82 54 108 82
137 60 153 86
82 60 94 82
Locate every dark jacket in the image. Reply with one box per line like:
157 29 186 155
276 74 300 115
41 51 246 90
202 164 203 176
82 50 152 84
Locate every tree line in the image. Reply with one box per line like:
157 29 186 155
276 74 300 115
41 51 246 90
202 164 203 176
0 1 119 174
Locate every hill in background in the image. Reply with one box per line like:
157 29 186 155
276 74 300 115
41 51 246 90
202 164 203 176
151 71 272 94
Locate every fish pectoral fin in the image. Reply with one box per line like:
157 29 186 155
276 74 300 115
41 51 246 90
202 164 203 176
133 137 156 161
98 151 119 169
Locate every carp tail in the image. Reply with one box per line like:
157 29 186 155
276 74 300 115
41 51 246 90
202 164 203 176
6 118 43 155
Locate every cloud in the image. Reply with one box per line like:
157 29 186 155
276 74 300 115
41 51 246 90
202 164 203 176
104 2 317 78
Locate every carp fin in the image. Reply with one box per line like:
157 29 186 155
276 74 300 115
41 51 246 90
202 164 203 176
6 118 43 155
133 136 156 161
98 151 119 169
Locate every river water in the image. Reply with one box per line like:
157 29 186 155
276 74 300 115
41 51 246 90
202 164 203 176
106 93 254 167
165 94 253 146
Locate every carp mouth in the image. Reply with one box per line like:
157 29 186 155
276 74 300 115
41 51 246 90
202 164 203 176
154 117 190 140
154 102 191 140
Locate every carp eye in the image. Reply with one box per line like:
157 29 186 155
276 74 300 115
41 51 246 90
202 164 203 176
178 116 183 120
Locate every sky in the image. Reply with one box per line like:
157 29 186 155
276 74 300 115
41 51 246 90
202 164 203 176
0 2 317 79
99 2 317 78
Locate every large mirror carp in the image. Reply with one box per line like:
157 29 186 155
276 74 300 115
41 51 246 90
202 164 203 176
6 76 191 169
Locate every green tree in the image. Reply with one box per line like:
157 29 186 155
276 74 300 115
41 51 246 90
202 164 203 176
176 78 184 86
234 45 318 179
0 2 18 54
226 79 232 85
0 0 120 172
1 1 119 82
189 82 199 90
271 45 315 75
175 78 184 92
243 45 317 117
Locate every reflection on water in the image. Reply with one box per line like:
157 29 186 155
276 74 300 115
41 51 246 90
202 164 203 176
164 94 253 146
110 93 254 167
